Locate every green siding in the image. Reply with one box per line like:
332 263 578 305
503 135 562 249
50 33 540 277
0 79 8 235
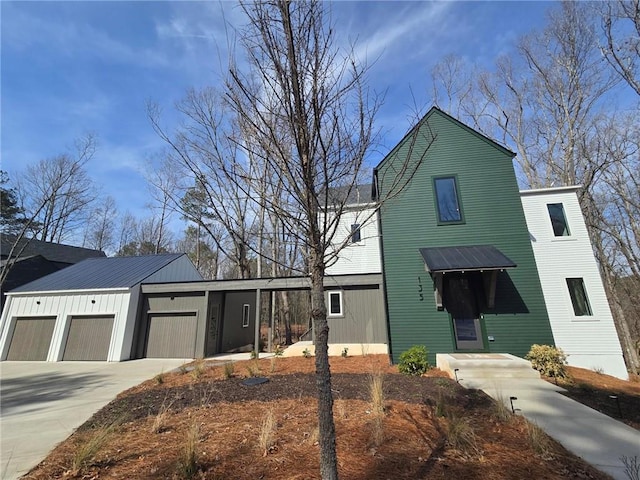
377 108 554 364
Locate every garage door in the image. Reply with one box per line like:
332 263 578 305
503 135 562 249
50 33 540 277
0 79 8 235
6 317 56 361
62 315 114 361
146 312 197 358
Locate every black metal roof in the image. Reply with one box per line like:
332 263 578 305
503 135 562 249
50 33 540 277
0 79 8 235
11 254 186 292
419 245 517 273
1 234 106 264
327 184 374 206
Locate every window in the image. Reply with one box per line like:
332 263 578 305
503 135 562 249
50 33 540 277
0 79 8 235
547 203 570 237
328 291 343 316
242 304 250 328
434 176 463 223
566 278 592 316
350 223 361 243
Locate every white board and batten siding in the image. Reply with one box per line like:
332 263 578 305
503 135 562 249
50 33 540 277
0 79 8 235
325 206 381 276
520 186 628 379
0 290 131 362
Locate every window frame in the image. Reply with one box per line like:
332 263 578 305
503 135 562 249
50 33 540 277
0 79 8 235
242 303 250 328
350 223 362 244
432 175 465 225
547 203 571 237
566 278 593 317
327 291 344 317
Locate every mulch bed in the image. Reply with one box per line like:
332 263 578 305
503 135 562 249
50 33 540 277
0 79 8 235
24 356 614 480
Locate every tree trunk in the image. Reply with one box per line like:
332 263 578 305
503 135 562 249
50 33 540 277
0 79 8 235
310 265 338 480
281 291 293 345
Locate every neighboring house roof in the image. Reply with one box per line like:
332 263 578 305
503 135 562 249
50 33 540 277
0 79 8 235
328 184 374 206
0 234 106 264
11 254 187 292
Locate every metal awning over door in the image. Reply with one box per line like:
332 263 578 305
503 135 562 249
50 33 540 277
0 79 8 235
62 315 114 361
419 245 517 310
6 317 56 361
419 245 516 273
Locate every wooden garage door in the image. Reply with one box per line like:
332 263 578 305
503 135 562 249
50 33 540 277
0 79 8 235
7 317 56 361
62 315 114 361
146 313 197 358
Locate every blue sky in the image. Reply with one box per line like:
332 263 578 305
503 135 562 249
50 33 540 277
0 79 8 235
2 1 554 230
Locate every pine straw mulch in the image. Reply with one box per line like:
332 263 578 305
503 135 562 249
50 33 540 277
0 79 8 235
24 355 613 480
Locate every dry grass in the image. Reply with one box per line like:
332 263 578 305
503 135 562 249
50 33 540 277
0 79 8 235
445 412 478 455
258 409 276 456
222 361 235 379
190 360 206 381
151 396 173 434
526 420 551 456
176 421 200 479
70 422 117 474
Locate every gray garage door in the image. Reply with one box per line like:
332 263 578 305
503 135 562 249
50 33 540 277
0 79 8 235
62 315 114 361
7 317 56 361
146 312 197 358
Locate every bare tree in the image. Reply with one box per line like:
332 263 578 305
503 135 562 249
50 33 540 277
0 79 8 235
16 134 97 243
147 94 257 279
223 2 419 478
601 0 640 96
82 196 117 253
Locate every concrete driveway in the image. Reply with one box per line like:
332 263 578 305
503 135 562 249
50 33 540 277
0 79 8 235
0 359 189 480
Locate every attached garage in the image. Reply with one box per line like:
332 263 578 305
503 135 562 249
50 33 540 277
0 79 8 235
62 315 115 361
145 312 198 358
0 254 203 362
6 316 56 361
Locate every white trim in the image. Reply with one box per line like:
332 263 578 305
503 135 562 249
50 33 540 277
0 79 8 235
327 291 344 317
242 304 250 328
6 287 130 297
520 185 582 195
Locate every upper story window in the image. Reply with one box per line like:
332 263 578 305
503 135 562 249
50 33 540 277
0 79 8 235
547 203 570 237
566 278 592 316
433 176 463 224
328 291 343 317
350 223 361 243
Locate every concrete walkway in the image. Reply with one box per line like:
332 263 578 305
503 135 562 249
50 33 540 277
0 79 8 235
0 359 190 480
437 354 640 480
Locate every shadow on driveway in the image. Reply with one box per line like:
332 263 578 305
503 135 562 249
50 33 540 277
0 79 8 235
1 371 106 416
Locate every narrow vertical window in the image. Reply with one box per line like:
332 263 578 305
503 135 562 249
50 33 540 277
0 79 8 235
547 203 570 237
566 278 592 316
434 176 463 223
351 223 361 243
328 291 343 316
242 304 250 327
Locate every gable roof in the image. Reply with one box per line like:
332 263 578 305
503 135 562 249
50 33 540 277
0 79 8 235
11 254 187 293
373 106 515 176
328 184 374 206
0 234 106 264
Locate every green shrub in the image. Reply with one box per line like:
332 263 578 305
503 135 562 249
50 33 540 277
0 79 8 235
525 344 568 379
398 345 430 376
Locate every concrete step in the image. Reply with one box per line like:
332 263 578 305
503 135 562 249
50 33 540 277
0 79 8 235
436 353 540 380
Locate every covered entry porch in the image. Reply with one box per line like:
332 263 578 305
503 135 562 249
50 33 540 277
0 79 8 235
419 245 517 352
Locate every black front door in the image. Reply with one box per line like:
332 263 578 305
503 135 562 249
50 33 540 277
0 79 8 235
444 273 484 350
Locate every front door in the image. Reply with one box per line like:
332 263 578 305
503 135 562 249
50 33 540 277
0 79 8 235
445 274 484 350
